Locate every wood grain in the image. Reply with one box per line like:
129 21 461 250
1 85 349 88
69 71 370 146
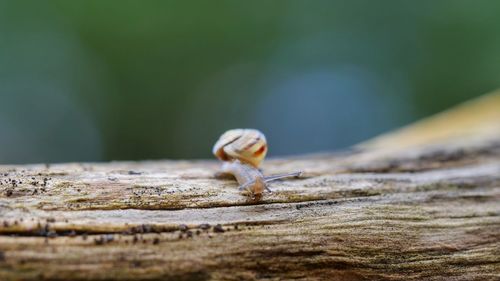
1 91 499 280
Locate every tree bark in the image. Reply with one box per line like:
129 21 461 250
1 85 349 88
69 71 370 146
1 91 499 281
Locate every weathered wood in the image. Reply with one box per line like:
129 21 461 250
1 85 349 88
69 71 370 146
1 91 499 281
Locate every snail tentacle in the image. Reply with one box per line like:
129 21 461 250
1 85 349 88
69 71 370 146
264 171 303 183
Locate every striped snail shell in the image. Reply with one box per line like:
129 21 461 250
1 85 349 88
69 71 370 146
212 129 268 168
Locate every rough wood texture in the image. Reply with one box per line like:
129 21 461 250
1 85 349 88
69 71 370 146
1 91 499 281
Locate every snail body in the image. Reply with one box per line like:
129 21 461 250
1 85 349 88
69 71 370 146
213 128 301 197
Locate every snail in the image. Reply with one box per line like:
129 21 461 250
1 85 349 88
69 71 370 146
213 128 302 197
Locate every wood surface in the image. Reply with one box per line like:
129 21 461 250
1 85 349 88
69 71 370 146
1 91 499 280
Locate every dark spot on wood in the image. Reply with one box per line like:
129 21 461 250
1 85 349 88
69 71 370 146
5 189 13 197
143 224 152 233
213 224 225 233
94 237 104 245
179 224 188 232
199 223 210 230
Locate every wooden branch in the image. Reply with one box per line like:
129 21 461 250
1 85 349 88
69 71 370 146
1 91 499 281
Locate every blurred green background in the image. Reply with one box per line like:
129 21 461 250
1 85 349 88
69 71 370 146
1 1 499 164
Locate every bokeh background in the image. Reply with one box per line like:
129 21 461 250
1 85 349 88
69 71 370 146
1 1 500 164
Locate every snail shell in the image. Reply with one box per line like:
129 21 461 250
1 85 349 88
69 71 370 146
212 129 267 168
